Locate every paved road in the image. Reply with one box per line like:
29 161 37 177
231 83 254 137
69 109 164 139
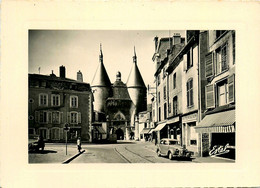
71 141 193 163
29 141 234 163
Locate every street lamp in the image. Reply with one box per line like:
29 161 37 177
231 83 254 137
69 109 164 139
64 123 70 155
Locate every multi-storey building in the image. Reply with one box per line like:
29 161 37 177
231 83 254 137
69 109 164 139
179 31 200 155
138 104 153 141
196 30 236 160
152 34 185 142
28 66 93 142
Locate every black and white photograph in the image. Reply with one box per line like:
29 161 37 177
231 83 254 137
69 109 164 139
28 30 236 164
1 1 260 188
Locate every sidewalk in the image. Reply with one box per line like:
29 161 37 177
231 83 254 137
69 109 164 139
29 143 85 164
144 141 235 163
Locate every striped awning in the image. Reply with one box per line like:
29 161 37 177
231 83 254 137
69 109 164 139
153 123 166 132
195 110 235 133
95 126 106 134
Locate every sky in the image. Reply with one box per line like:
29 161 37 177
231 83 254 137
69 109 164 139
29 30 186 94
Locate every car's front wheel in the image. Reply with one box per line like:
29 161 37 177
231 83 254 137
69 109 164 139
168 152 173 160
157 150 161 157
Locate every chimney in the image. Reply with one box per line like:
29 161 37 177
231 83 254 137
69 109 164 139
154 36 158 52
77 70 83 82
60 65 66 78
173 33 181 45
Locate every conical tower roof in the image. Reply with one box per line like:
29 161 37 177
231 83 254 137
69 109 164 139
91 44 111 87
126 47 146 88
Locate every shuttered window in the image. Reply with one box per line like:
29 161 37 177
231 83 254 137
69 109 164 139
51 94 60 106
52 112 60 124
187 48 193 69
163 86 166 99
187 79 193 107
183 54 187 71
48 112 52 123
221 44 228 71
173 97 178 116
206 84 215 109
232 32 235 64
70 96 78 108
39 93 48 106
205 52 214 78
78 112 81 123
67 112 70 124
173 73 176 89
228 74 235 103
69 112 81 124
60 112 63 124
39 111 48 123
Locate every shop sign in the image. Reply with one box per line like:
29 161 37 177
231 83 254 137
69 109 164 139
209 143 230 156
182 113 197 123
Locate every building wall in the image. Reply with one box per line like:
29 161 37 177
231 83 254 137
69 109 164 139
199 31 210 118
156 70 168 121
197 30 236 158
29 78 93 142
182 44 199 114
168 60 183 117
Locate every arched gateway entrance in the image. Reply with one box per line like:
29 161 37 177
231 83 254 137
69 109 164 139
115 128 124 140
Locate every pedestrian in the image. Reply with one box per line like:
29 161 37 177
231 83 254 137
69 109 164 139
77 137 81 153
155 136 157 146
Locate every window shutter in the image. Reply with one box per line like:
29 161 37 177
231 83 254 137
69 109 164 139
48 112 52 123
35 111 39 123
206 84 215 109
186 82 189 107
60 112 63 124
47 129 50 139
67 112 70 124
190 48 193 67
51 95 53 106
183 54 187 71
226 43 229 69
191 80 193 106
205 52 214 78
228 74 235 103
78 112 81 124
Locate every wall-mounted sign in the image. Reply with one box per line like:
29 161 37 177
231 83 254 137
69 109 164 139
209 143 230 156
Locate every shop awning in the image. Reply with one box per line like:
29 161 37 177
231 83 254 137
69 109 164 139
140 128 152 134
195 110 235 133
153 123 166 132
95 126 106 134
148 128 154 134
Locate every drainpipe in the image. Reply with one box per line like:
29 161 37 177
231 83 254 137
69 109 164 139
166 71 169 138
198 32 202 157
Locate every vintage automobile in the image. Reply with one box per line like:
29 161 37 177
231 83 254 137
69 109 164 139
28 135 45 152
156 138 192 160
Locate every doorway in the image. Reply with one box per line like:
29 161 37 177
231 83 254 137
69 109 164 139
115 128 124 140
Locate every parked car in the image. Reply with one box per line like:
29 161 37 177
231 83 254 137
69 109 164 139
28 135 45 152
156 138 192 160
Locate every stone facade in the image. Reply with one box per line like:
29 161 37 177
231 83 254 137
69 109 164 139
91 47 147 141
28 66 93 142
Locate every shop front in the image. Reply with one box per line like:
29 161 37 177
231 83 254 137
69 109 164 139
196 109 235 160
167 116 181 143
182 112 199 155
92 122 107 143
